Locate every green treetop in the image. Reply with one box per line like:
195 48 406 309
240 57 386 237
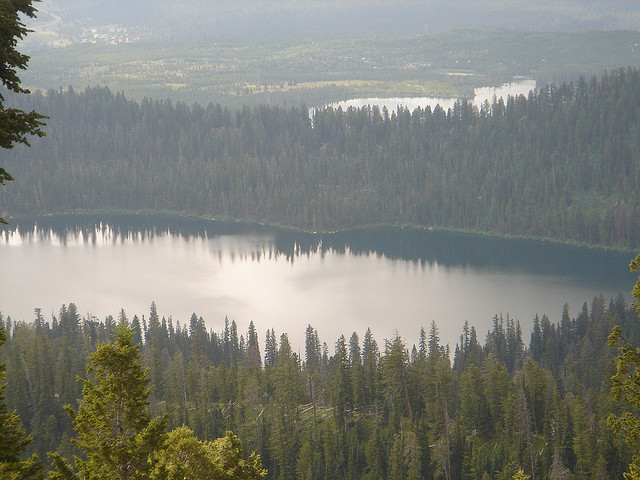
0 323 44 479
152 426 266 480
49 323 166 480
608 253 640 480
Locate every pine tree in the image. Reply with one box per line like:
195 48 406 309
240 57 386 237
151 426 266 480
207 431 266 480
381 334 412 421
304 325 320 372
388 433 405 480
418 327 428 363
270 334 301 480
131 316 143 346
330 335 351 429
348 332 364 410
608 254 640 480
49 323 166 480
264 329 278 367
245 321 262 369
0 323 44 479
361 328 378 407
428 321 442 361
512 469 531 480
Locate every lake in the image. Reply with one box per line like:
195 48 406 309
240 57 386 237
0 214 635 352
326 78 537 112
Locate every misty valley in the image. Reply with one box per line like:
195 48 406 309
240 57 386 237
3 1 640 479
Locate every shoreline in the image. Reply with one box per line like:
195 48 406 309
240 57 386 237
3 209 637 255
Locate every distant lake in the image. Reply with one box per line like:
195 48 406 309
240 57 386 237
0 214 635 352
326 78 537 112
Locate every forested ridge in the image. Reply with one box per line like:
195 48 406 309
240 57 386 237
1 293 639 479
3 67 640 249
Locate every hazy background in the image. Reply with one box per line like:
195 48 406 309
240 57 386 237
16 0 640 108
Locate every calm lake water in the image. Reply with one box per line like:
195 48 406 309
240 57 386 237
0 214 635 352
326 78 537 112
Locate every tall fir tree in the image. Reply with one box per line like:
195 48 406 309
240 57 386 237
0 322 44 479
608 253 640 480
49 323 166 480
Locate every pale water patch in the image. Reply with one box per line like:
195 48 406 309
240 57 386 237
327 96 457 112
324 78 537 113
0 216 634 353
472 78 537 108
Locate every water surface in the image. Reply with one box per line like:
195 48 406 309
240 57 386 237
326 78 537 112
0 214 634 351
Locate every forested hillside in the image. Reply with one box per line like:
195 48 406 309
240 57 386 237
2 293 638 479
3 67 640 249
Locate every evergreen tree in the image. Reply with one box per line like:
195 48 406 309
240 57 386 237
131 316 143 346
49 323 166 480
304 325 320 372
245 321 262 369
361 328 378 407
264 329 278 367
607 254 640 479
331 335 351 427
418 327 428 363
381 334 412 421
348 332 365 410
208 431 266 480
0 323 43 479
270 334 301 480
428 321 442 361
152 426 266 480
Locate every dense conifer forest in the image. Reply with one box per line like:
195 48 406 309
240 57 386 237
3 67 640 250
1 293 639 479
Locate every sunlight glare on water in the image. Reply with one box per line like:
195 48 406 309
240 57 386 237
0 216 634 352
